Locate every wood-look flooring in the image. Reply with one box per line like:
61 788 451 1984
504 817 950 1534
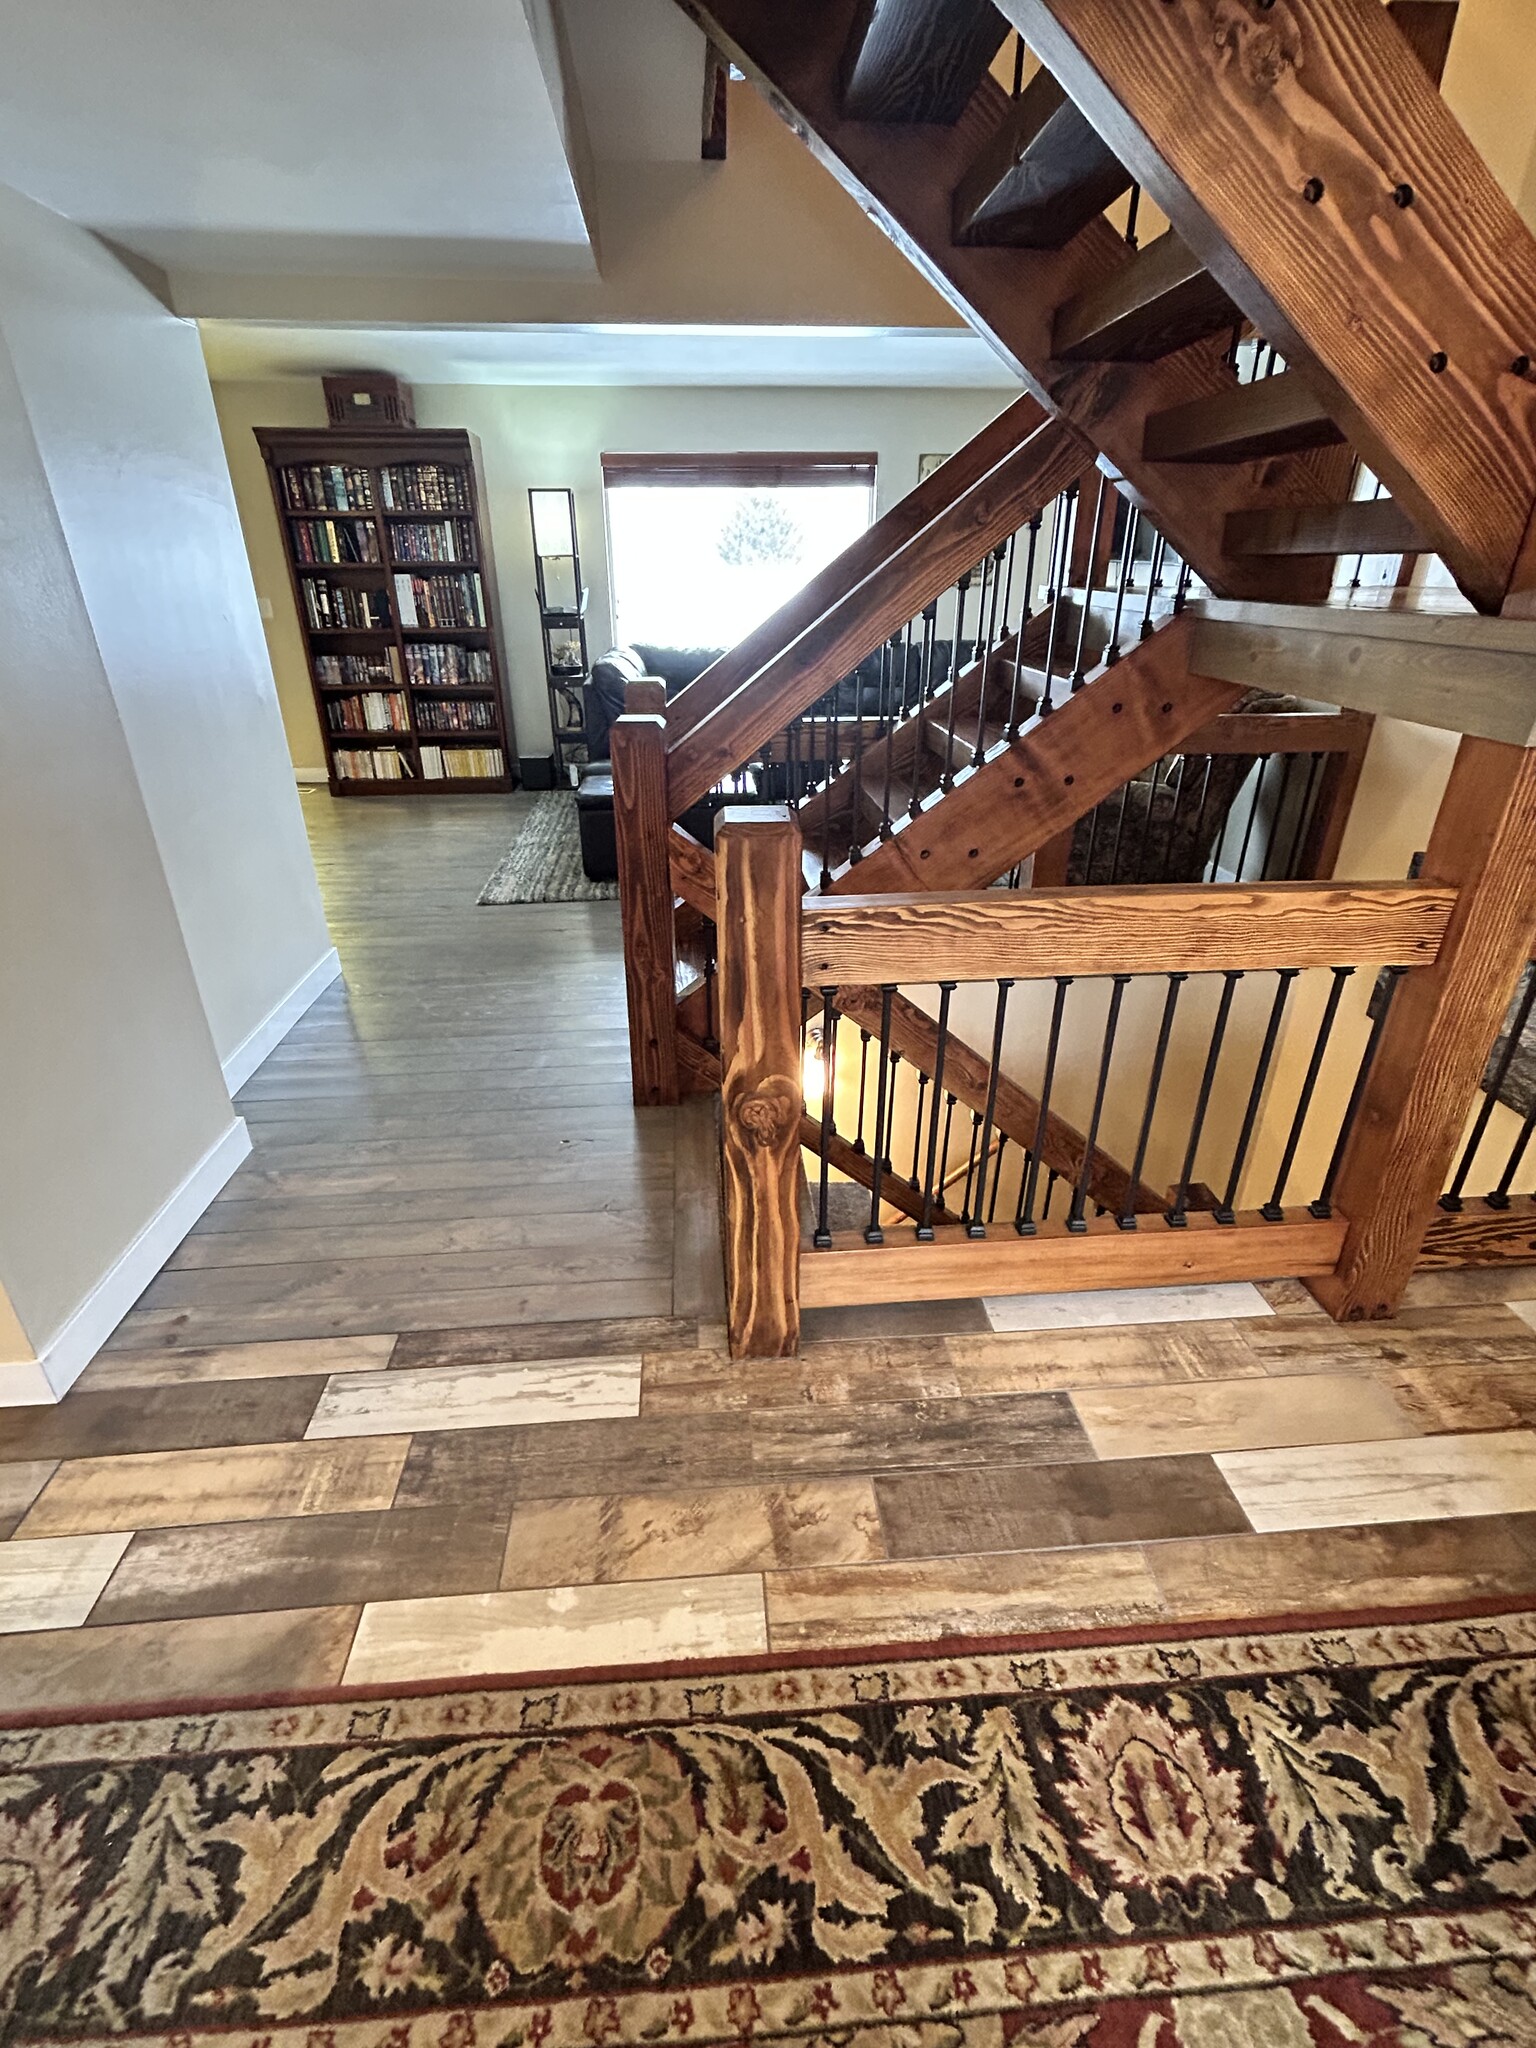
3 792 1536 1710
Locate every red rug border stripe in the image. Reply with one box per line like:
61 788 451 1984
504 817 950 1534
4 1589 1532 1733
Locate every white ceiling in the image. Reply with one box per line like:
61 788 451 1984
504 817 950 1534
197 320 1022 387
0 0 593 276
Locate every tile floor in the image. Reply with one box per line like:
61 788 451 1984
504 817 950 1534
3 793 1536 1712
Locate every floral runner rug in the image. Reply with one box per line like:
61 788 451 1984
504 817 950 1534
3 1604 1536 2047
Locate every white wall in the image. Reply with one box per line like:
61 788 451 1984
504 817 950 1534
0 187 336 1081
212 377 1011 772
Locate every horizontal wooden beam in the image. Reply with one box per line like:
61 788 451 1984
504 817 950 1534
1418 1197 1536 1268
1176 708 1374 756
1225 498 1430 560
952 66 1130 249
803 881 1455 983
1187 600 1536 745
1144 374 1344 465
800 1207 1347 1307
1051 229 1237 364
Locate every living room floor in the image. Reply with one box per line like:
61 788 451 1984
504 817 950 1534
1 791 1535 1712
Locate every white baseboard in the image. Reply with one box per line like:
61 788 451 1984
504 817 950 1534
0 1119 253 1405
222 947 342 1094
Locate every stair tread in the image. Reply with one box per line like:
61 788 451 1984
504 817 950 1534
953 68 1130 250
1144 372 1345 465
1226 497 1430 558
1052 230 1239 364
841 0 1009 125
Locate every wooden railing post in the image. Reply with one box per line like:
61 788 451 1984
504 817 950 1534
1310 736 1536 1321
612 683 678 1107
717 805 803 1358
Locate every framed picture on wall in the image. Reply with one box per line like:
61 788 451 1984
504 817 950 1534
918 453 950 483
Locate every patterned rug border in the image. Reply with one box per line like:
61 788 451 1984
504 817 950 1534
5 1590 1534 1734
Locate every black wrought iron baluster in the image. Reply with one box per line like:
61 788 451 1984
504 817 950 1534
909 1070 929 1189
1083 794 1104 884
908 604 940 816
1259 752 1300 882
813 988 837 1249
788 714 801 814
1017 977 1071 1234
1168 970 1243 1226
967 978 1013 1237
1070 474 1109 690
1107 779 1135 885
1264 966 1352 1219
1312 966 1406 1218
852 1027 871 1155
1105 502 1139 665
974 540 1009 760
1487 1105 1536 1208
1187 756 1218 881
1284 752 1325 879
961 1109 984 1225
938 1092 958 1204
1215 968 1299 1223
1173 559 1194 612
1138 532 1167 640
1012 28 1025 94
1043 1169 1059 1220
1157 758 1189 883
1007 514 1043 736
941 570 976 789
1038 485 1079 715
1442 961 1536 1210
1124 181 1141 247
1232 755 1268 882
1349 475 1386 590
917 983 956 1239
703 926 719 1055
1134 758 1165 881
987 1134 1008 1222
847 671 869 867
1226 321 1244 373
1119 973 1187 1228
865 988 895 1244
1068 974 1131 1231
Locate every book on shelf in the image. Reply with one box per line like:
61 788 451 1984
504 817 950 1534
419 744 505 780
389 518 475 563
393 571 485 630
281 463 374 512
291 517 380 564
303 580 392 631
380 463 472 514
326 692 411 734
314 649 403 688
403 642 492 688
333 746 413 781
415 697 496 733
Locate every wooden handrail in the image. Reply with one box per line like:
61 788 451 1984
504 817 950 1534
667 415 1089 813
663 392 1049 749
803 881 1456 985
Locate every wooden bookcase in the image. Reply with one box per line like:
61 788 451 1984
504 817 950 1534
256 425 516 794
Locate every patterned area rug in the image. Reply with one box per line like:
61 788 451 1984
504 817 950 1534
4 1606 1536 2046
478 792 616 905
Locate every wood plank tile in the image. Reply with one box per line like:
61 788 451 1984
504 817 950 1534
766 1547 1164 1650
305 1357 642 1440
1369 1361 1536 1433
391 1318 696 1368
944 1323 1269 1394
0 1460 58 1540
395 1414 757 1511
16 1437 410 1539
750 1392 1094 1476
0 1606 360 1711
875 1455 1249 1560
672 1096 727 1322
1147 1514 1536 1620
75 1336 396 1390
89 1504 511 1625
982 1281 1273 1332
800 1298 991 1340
137 1244 671 1310
0 1379 327 1460
1216 1429 1536 1532
343 1575 768 1684
1071 1372 1421 1461
500 1479 883 1589
0 1532 132 1633
1243 1304 1536 1375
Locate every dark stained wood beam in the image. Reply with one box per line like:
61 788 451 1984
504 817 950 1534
1225 497 1430 559
952 67 1130 249
612 714 680 1106
702 39 730 159
672 0 1343 602
1387 0 1459 88
1051 229 1237 363
1144 373 1344 464
840 0 1008 122
1001 0 1536 611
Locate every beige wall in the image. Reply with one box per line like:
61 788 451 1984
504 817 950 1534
0 311 236 1379
212 377 1012 772
0 187 334 1072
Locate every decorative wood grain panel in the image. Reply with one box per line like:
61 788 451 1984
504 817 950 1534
612 713 680 1106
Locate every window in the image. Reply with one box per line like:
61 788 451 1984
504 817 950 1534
602 451 875 650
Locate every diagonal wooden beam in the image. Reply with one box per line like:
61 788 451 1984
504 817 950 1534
673 0 1344 603
669 824 717 917
667 415 1088 813
1004 0 1536 612
830 984 1163 1214
831 613 1243 892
